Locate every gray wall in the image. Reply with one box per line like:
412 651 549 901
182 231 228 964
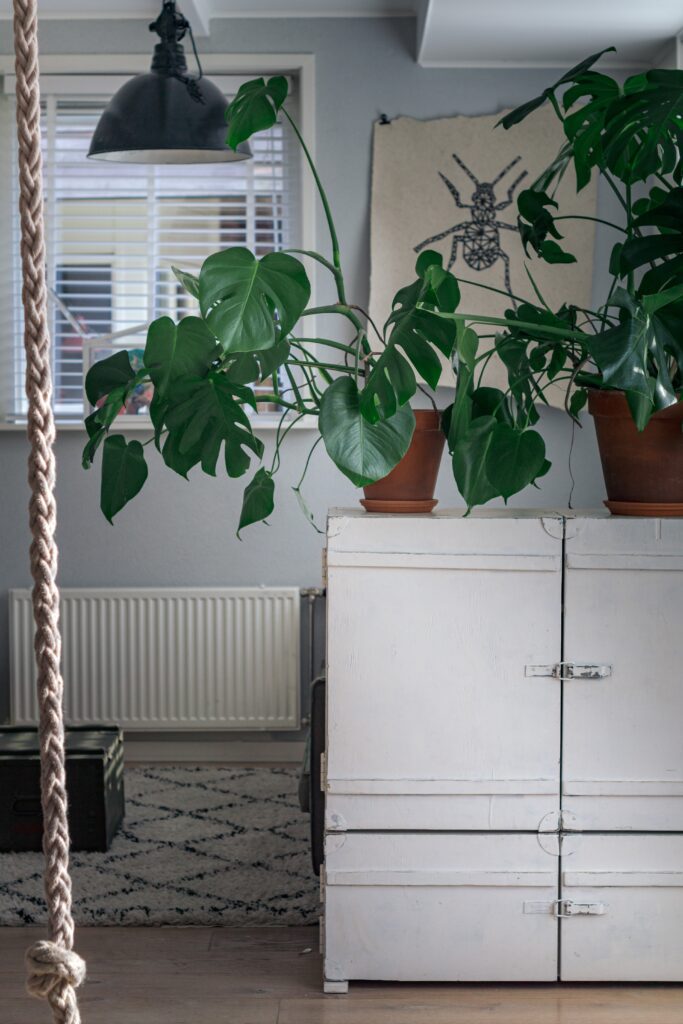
0 17 620 729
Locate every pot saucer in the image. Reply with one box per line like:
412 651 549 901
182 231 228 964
605 500 683 517
360 498 438 514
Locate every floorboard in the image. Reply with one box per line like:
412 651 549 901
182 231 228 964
1 927 682 1024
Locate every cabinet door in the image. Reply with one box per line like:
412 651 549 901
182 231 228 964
326 512 562 831
325 832 559 983
563 517 683 831
560 834 683 981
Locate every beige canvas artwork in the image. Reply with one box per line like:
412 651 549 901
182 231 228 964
369 106 598 404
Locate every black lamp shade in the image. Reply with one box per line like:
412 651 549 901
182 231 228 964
88 72 251 164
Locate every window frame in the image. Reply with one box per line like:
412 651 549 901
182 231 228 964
0 52 318 432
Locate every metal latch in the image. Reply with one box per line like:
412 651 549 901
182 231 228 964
526 662 611 681
555 899 607 918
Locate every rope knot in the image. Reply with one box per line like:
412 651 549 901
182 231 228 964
25 940 86 999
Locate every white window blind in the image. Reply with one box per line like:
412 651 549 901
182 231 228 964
0 74 301 422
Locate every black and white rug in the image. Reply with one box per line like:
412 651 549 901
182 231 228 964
0 766 319 926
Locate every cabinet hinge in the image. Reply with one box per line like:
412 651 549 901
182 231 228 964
554 899 607 918
525 662 611 681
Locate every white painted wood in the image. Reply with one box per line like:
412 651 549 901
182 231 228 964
324 509 683 984
323 832 559 983
563 516 683 830
326 510 562 831
561 835 683 981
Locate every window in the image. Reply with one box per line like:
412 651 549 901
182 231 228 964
0 73 302 422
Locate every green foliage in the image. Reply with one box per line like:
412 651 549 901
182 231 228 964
238 468 275 535
199 248 310 353
85 350 134 406
361 252 459 422
226 76 288 150
100 436 148 523
82 59 683 529
319 377 415 487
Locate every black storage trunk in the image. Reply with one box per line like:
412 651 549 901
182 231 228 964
0 727 124 852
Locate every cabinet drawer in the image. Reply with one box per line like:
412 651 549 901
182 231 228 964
324 832 558 983
561 834 683 981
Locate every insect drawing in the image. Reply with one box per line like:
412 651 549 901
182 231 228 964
414 152 528 297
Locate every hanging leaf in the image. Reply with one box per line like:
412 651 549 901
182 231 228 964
484 424 547 502
238 468 275 535
85 350 134 406
162 371 262 480
199 248 310 354
100 435 148 523
452 417 498 510
319 376 415 487
144 316 220 397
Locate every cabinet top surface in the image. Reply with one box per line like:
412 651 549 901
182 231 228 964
329 507 609 521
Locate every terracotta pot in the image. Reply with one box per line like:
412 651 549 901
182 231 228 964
361 409 445 514
588 389 683 516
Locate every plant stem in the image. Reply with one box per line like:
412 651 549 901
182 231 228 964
295 434 323 491
555 214 626 233
432 310 589 344
270 410 305 474
293 334 357 355
349 304 384 345
283 108 346 304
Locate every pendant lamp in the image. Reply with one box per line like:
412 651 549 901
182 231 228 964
88 0 251 164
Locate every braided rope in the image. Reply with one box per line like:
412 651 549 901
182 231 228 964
12 1 85 1021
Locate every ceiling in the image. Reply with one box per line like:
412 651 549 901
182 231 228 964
0 0 680 67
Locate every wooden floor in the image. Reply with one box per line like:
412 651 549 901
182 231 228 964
1 927 683 1023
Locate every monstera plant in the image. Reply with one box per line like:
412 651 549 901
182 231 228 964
425 48 683 512
83 52 683 525
82 76 462 530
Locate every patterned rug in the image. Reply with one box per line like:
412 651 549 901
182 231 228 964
0 766 319 926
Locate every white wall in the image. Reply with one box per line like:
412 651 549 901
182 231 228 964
0 16 622 736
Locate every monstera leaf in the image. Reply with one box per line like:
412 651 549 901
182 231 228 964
361 253 459 422
162 371 263 479
226 76 288 150
587 289 680 427
499 48 614 130
517 189 576 263
144 316 221 397
319 377 415 487
85 350 135 406
561 72 621 189
602 70 683 184
620 188 683 281
100 435 148 523
199 248 310 354
238 468 275 535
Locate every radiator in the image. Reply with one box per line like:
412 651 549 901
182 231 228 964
9 588 301 730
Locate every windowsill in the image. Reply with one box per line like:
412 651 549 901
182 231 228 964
0 414 318 434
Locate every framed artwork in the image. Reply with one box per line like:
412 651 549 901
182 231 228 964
83 340 154 420
369 105 598 404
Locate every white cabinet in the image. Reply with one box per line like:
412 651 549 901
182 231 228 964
563 517 683 832
323 509 683 990
325 512 562 833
